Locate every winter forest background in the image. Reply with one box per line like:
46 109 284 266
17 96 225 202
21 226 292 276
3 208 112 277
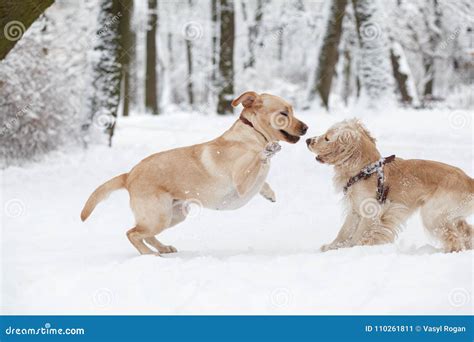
0 0 472 166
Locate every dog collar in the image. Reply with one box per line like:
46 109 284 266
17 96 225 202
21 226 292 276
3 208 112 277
239 115 269 143
343 155 396 204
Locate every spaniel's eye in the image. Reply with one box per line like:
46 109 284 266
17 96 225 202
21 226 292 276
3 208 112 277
280 111 288 117
324 136 329 142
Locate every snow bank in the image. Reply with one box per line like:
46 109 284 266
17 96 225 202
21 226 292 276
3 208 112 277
1 107 472 314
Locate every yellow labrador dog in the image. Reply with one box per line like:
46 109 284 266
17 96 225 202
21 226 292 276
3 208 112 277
306 119 473 253
81 91 308 255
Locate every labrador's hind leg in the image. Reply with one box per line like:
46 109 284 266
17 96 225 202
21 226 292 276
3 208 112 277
143 199 189 254
127 192 174 255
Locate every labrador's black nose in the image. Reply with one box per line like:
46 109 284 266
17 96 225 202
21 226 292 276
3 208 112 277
300 124 308 135
306 138 312 145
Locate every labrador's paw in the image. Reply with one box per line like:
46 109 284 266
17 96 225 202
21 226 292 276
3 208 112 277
262 142 282 159
158 245 178 254
261 190 276 202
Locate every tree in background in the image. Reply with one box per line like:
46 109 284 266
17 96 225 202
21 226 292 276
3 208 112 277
216 0 235 115
119 0 135 117
389 41 418 105
352 0 394 106
145 0 159 114
0 0 55 60
211 0 219 83
243 0 264 69
89 0 123 146
308 0 347 109
420 0 442 99
185 0 195 107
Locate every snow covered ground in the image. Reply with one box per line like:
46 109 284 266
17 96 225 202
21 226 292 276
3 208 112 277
1 108 472 315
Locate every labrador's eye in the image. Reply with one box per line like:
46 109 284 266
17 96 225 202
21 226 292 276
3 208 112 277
324 136 329 142
280 111 288 117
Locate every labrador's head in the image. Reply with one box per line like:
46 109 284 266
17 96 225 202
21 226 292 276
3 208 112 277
305 119 377 167
232 91 308 144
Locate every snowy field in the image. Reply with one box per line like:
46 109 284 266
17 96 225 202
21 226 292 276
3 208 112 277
1 108 472 315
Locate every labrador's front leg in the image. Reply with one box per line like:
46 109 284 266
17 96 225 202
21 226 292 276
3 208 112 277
232 142 281 197
260 182 276 202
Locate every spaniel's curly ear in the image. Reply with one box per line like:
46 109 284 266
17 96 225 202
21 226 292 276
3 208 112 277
231 91 262 108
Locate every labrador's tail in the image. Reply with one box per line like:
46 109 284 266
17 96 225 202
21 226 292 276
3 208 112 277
80 173 127 221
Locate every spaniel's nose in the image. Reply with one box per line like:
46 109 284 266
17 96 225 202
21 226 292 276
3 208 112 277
306 138 312 146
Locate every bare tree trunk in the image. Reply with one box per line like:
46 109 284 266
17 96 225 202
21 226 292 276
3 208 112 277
422 0 442 98
308 0 347 109
185 0 194 107
0 0 54 60
211 0 219 83
216 0 235 115
145 0 159 115
89 0 123 146
342 49 352 106
244 0 264 69
119 0 134 117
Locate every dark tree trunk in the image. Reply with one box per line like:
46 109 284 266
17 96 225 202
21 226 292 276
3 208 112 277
216 0 235 115
342 49 352 106
185 0 194 107
119 0 134 117
0 0 54 60
390 47 412 104
422 0 442 98
89 0 123 147
308 0 347 109
244 0 263 69
145 0 159 115
211 0 219 83
185 40 194 106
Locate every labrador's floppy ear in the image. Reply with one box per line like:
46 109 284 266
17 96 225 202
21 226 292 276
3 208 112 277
231 91 261 108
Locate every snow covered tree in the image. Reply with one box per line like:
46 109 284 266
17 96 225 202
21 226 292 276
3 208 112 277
420 0 442 98
352 0 394 106
0 1 95 166
0 0 55 60
389 41 419 105
216 0 235 115
243 0 264 69
88 0 123 146
308 0 348 109
145 0 159 115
